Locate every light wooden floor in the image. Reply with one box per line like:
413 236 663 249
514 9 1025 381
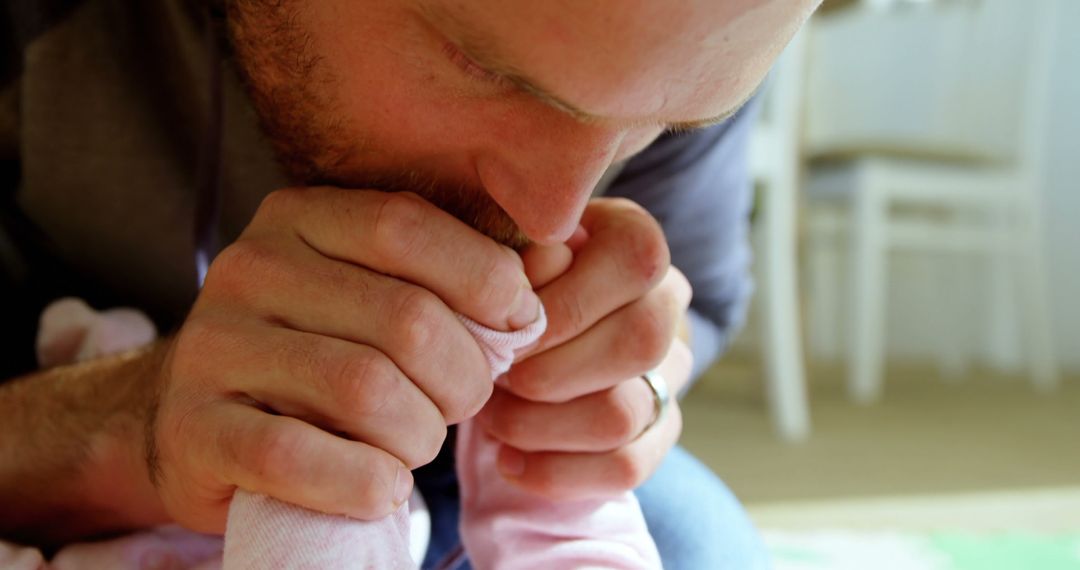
680 354 1080 506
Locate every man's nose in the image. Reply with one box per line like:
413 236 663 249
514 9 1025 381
475 118 625 245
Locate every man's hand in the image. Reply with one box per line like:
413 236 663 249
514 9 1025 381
475 197 693 501
153 187 540 532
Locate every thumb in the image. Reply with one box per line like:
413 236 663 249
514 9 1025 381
520 225 588 289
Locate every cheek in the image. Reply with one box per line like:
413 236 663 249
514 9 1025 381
335 57 534 183
302 3 480 167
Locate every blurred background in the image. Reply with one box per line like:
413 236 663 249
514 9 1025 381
679 0 1080 567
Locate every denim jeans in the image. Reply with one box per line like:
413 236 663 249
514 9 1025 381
415 431 770 569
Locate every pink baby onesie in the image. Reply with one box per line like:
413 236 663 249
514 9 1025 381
223 306 663 569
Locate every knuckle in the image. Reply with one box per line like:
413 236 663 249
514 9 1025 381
372 192 429 261
628 234 670 290
596 389 642 447
553 291 589 339
472 255 522 315
409 421 448 468
610 448 648 491
256 187 301 220
350 454 398 518
205 240 279 301
389 287 442 356
669 267 694 308
445 372 493 424
614 203 670 289
622 302 673 371
171 318 231 382
325 350 399 419
248 423 306 488
387 288 492 424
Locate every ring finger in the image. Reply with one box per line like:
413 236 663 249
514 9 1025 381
476 377 656 453
506 268 691 403
493 396 683 501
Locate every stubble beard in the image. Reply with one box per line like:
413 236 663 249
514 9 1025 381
226 0 529 249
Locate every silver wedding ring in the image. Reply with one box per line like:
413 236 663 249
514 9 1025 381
638 369 670 438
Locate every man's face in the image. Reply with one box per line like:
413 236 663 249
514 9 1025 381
228 0 817 247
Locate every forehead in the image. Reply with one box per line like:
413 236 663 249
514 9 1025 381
420 0 813 123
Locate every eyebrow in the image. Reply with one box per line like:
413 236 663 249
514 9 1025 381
418 5 749 131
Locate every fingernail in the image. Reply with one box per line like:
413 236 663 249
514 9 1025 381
393 464 413 506
508 287 540 329
497 446 526 478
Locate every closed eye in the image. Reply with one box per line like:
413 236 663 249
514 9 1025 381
442 41 511 88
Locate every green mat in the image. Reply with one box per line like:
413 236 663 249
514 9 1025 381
765 530 1080 570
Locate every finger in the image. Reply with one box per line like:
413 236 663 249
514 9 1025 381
494 400 683 502
204 403 412 523
489 339 691 500
476 378 656 453
506 267 692 401
533 198 669 353
520 242 574 290
252 187 540 330
199 322 446 469
565 224 590 253
200 245 491 424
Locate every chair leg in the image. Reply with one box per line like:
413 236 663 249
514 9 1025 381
805 210 844 362
935 255 970 382
759 180 811 442
985 206 1023 374
848 172 887 404
1016 215 1060 392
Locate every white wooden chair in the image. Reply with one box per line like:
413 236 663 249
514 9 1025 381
801 0 1061 403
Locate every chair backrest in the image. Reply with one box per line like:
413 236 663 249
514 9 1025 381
956 0 1059 177
802 0 1060 171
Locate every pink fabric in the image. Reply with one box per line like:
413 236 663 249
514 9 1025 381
35 297 156 368
14 299 661 569
457 422 662 570
224 493 413 569
455 315 663 570
49 526 225 570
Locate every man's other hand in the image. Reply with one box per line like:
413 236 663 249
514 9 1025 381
477 197 694 501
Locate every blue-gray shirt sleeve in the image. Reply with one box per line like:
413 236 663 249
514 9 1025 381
603 98 760 384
